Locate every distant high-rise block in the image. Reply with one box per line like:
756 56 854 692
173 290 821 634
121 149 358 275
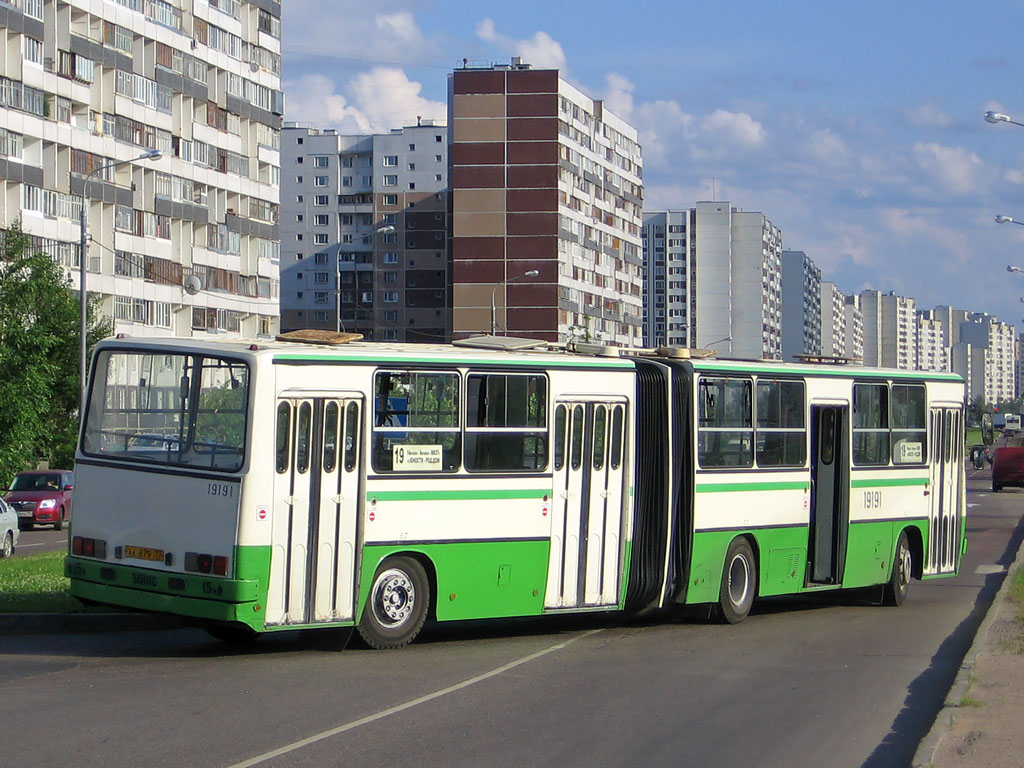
449 61 643 344
280 123 449 341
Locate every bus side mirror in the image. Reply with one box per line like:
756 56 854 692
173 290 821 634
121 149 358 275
982 413 995 446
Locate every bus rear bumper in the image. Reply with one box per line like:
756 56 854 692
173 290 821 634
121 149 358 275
66 556 263 627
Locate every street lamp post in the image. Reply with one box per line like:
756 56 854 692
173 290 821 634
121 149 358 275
490 269 539 336
985 111 1024 128
79 149 161 415
704 335 733 349
336 224 395 333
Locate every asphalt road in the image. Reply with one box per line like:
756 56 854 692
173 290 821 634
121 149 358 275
11 526 67 557
1 469 1019 768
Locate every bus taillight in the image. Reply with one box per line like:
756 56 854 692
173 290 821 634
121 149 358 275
185 552 229 576
72 537 107 559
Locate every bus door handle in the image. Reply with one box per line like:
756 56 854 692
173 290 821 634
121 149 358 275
331 494 343 503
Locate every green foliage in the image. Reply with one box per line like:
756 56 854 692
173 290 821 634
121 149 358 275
0 223 111 482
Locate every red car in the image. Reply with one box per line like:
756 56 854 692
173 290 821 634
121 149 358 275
4 470 74 530
992 447 1024 492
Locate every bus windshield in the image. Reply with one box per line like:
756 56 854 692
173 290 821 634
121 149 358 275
81 350 249 472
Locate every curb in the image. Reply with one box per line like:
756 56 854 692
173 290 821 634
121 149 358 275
911 523 1024 767
0 612 182 635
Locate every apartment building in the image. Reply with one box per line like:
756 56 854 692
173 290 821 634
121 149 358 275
819 281 847 357
642 202 782 358
0 0 283 338
641 209 691 347
280 122 448 341
843 293 864 362
916 309 949 372
448 59 643 345
958 313 1016 404
780 249 821 361
860 290 917 369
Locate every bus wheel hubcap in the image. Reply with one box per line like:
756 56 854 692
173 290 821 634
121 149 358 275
728 555 750 606
375 569 415 626
899 546 911 588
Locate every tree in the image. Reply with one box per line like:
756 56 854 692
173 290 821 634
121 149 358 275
0 223 111 482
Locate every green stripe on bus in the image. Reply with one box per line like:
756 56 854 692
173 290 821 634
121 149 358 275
690 360 963 382
274 354 634 369
368 488 550 502
851 477 929 488
696 480 809 493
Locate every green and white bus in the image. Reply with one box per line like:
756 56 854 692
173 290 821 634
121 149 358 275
66 334 966 647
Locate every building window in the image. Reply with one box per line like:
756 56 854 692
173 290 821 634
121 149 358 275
384 292 399 303
313 233 328 244
314 215 329 226
314 195 328 205
314 176 328 186
383 194 398 206
383 252 398 264
383 155 398 166
313 156 329 167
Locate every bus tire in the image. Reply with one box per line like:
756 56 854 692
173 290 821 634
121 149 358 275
358 555 430 650
713 538 757 624
883 531 912 607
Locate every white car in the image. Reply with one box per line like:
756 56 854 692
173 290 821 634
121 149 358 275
0 496 18 557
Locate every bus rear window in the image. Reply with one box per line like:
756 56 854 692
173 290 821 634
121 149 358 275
82 350 249 472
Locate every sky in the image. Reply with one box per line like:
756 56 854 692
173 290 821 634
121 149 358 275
282 0 1024 333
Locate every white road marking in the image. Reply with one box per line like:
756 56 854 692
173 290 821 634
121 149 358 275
967 503 979 508
227 629 602 768
975 564 1007 575
16 539 67 548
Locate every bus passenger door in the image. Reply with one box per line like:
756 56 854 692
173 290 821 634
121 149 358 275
927 407 961 575
267 395 363 626
808 405 849 584
546 399 627 609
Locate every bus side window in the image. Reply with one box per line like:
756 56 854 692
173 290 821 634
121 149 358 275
275 402 291 474
610 405 624 470
553 404 567 471
593 405 607 471
296 402 312 474
570 405 584 471
344 401 359 472
323 401 339 473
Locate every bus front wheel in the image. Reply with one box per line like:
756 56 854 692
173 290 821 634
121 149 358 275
883 531 912 607
713 538 757 624
358 556 430 649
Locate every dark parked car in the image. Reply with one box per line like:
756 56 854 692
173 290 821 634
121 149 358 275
992 446 1024 492
4 470 74 530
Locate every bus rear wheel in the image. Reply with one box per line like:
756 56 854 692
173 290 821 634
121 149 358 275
883 531 912 607
358 556 430 650
713 538 757 624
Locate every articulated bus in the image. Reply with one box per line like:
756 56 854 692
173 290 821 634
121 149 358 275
66 334 966 647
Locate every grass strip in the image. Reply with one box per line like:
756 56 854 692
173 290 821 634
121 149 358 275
0 551 84 613
1009 563 1024 653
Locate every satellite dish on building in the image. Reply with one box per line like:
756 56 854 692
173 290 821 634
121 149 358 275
184 274 202 295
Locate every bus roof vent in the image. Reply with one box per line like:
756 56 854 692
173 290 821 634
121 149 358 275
567 341 620 357
452 335 548 351
793 354 862 365
276 329 364 345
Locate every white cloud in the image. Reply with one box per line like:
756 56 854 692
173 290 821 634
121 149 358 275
912 142 983 196
881 208 972 264
699 109 766 147
475 18 566 70
603 73 635 119
284 69 445 135
807 129 850 166
903 104 954 129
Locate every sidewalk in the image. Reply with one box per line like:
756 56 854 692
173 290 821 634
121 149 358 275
914 485 1024 768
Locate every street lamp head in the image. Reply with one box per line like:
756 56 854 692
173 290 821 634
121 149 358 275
996 215 1014 224
375 224 396 234
143 149 162 161
524 269 540 277
985 111 1011 124
1009 265 1024 274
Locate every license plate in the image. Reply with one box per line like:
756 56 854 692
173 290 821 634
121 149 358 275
124 546 165 562
16 510 31 518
